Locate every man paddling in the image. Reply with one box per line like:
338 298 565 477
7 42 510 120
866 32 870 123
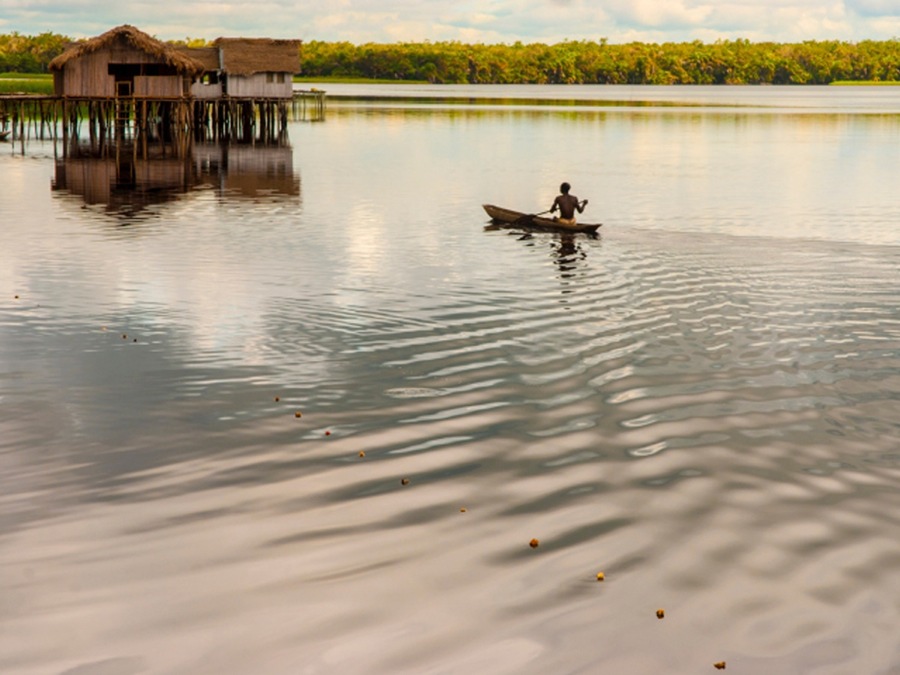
550 182 588 225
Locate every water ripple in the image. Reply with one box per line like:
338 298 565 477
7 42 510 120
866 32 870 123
3 123 900 674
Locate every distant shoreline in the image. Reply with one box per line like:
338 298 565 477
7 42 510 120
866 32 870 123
3 33 900 86
295 76 900 87
5 73 899 97
829 80 900 86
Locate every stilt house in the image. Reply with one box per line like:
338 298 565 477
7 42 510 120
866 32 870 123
49 26 302 101
43 25 309 146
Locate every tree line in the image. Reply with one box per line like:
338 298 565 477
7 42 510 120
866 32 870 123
2 31 899 84
0 32 70 73
301 39 900 84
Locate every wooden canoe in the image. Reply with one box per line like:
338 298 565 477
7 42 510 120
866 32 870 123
482 204 601 234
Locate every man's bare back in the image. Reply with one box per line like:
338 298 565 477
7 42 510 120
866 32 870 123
551 182 588 223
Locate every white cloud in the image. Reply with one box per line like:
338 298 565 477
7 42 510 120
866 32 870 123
604 0 714 29
2 0 899 43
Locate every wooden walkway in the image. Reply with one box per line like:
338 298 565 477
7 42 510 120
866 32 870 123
0 90 325 148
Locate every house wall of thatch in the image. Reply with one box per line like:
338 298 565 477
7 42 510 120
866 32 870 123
190 81 224 99
54 48 189 98
133 74 190 98
225 73 294 98
55 51 116 97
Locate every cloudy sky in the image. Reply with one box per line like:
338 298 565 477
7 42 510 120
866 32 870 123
2 0 900 43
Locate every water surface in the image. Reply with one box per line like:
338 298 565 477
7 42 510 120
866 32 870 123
1 86 899 674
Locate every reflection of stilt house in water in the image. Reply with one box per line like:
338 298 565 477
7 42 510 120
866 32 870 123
52 144 197 218
193 142 300 199
53 139 300 219
44 25 313 145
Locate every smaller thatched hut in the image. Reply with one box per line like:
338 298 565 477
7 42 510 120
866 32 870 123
212 38 302 99
49 25 204 98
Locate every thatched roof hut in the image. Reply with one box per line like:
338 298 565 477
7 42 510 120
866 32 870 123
48 24 204 98
49 25 204 75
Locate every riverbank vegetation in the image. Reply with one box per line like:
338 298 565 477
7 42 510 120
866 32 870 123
294 76 429 84
2 31 899 85
0 72 52 94
830 79 900 85
301 39 900 84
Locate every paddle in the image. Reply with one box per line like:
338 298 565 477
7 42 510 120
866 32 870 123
514 209 553 225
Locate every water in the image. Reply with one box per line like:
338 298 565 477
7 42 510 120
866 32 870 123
1 86 899 674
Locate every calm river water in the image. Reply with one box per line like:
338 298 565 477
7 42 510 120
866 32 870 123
2 85 899 674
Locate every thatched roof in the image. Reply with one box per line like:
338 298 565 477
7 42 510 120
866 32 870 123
48 25 204 74
176 46 220 71
213 38 302 76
